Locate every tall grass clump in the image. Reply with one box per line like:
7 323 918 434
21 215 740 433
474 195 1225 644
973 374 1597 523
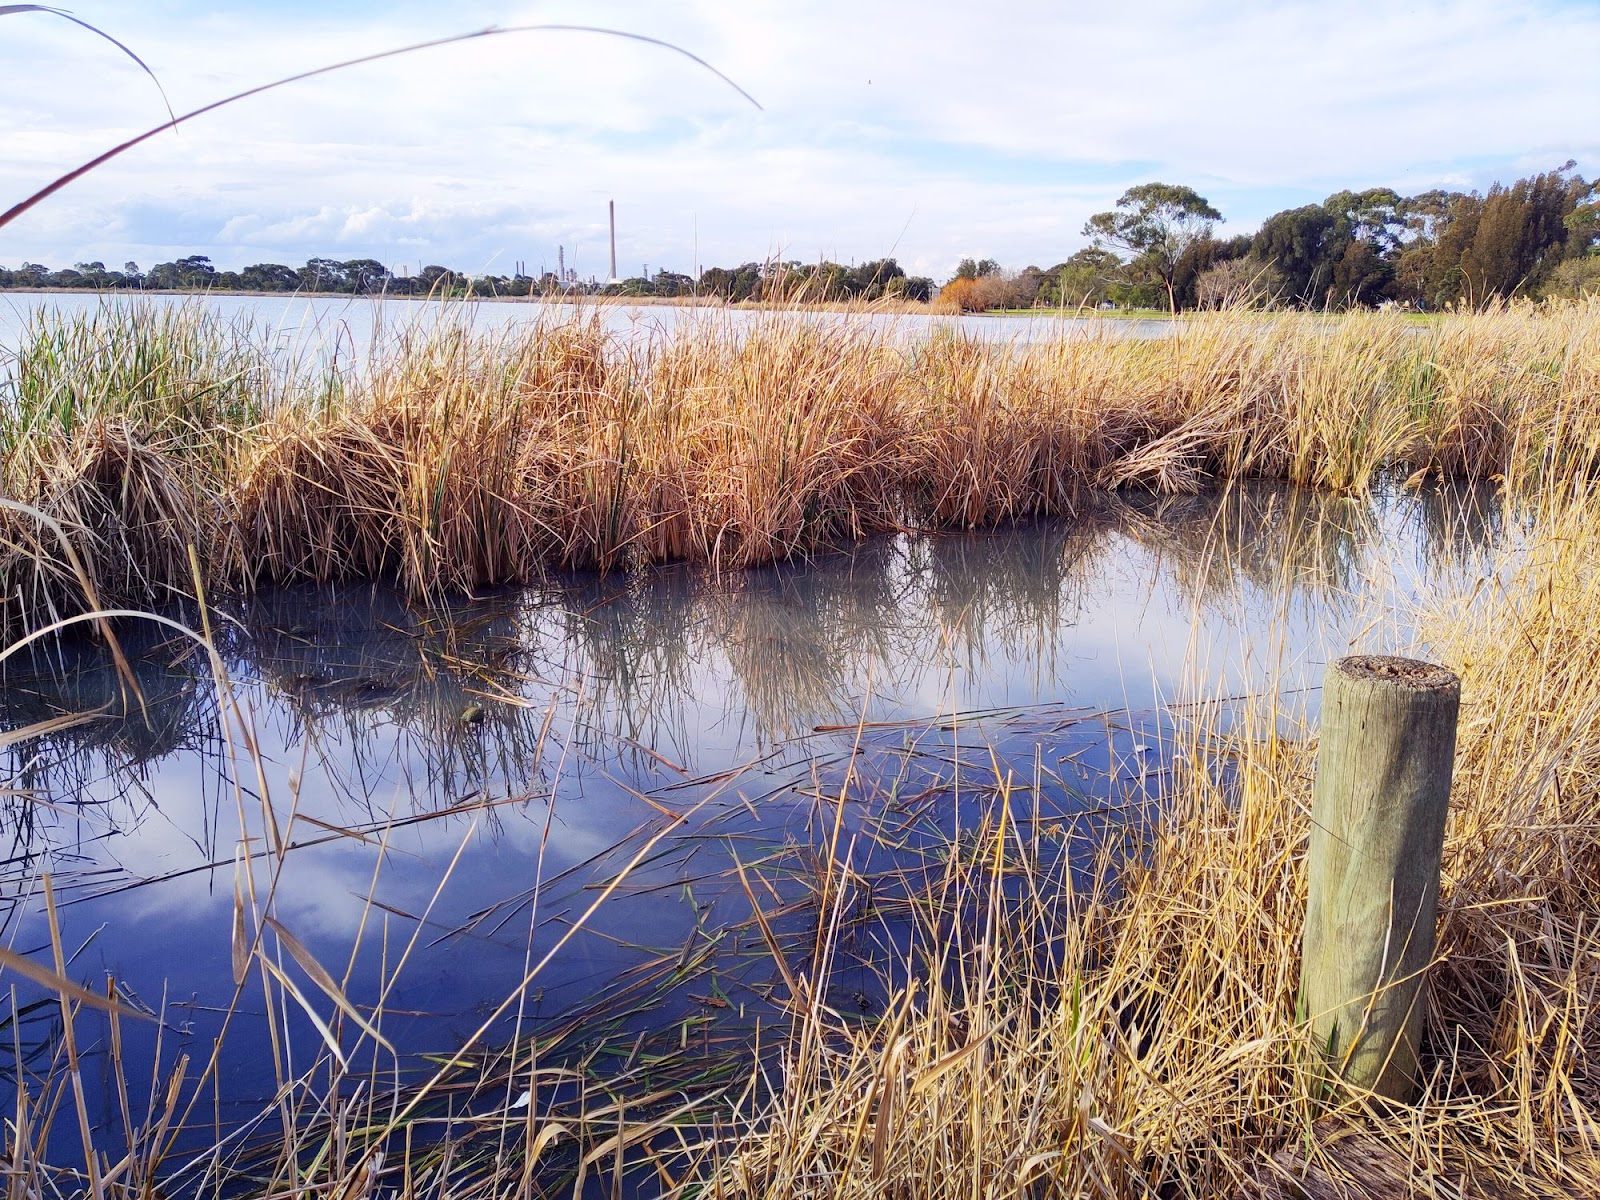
636 312 906 564
0 301 304 633
5 297 1600 636
232 314 614 587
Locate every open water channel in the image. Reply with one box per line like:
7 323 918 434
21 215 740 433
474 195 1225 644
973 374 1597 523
0 289 1175 362
0 472 1504 1184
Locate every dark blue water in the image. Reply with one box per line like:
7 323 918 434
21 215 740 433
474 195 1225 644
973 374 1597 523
0 483 1501 1188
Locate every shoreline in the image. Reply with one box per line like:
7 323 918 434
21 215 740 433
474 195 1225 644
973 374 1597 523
0 287 1179 319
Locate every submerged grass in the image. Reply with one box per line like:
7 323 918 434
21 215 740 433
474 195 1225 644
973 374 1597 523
3 299 1600 637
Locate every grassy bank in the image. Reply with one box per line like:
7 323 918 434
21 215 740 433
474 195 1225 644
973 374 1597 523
3 299 1597 640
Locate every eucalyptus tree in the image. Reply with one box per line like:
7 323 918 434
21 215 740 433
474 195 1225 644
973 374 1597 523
1083 182 1224 308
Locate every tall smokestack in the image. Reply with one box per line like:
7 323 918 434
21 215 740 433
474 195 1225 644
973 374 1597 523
608 200 618 284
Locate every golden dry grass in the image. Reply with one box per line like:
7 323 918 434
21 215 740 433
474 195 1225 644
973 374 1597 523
4 298 1600 639
697 488 1600 1200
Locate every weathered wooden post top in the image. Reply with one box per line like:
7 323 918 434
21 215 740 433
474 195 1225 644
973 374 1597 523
1301 654 1460 1102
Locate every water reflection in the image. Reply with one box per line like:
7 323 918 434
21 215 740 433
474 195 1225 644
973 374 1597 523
0 481 1500 872
0 481 1500 1180
237 587 554 811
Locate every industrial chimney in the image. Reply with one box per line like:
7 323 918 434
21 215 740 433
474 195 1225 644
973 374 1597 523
608 200 618 285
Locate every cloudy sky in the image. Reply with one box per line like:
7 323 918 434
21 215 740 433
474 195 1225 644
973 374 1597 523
2 0 1597 281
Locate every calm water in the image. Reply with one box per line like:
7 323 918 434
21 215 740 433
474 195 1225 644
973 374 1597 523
0 483 1500 1182
0 290 1174 360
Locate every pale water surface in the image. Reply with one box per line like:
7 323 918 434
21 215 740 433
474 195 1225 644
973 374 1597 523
0 290 1174 361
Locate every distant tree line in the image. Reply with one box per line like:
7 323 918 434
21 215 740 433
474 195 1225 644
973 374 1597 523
0 255 500 296
0 253 936 304
620 258 934 303
942 163 1600 312
5 165 1595 312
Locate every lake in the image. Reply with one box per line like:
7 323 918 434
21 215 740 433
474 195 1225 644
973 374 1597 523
0 479 1500 1187
0 290 1175 363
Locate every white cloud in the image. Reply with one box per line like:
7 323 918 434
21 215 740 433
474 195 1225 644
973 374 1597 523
0 0 1595 278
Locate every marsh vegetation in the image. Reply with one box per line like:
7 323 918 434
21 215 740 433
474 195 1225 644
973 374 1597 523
2 298 1596 637
1 300 1598 1198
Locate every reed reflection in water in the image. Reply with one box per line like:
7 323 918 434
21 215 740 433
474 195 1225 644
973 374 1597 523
0 481 1503 819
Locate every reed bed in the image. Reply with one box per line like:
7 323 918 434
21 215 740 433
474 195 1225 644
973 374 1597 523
3 299 1600 639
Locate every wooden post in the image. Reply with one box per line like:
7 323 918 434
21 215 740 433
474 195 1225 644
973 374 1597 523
1301 654 1460 1101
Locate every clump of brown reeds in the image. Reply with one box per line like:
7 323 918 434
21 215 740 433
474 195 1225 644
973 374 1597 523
0 301 287 630
6 298 1600 638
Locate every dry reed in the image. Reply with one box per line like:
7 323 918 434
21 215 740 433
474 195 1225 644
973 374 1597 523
4 299 1600 639
695 487 1600 1199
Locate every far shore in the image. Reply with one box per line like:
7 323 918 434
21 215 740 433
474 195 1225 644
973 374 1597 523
0 287 1183 319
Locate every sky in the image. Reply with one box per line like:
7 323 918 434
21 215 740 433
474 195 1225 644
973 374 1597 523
1 0 1597 282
